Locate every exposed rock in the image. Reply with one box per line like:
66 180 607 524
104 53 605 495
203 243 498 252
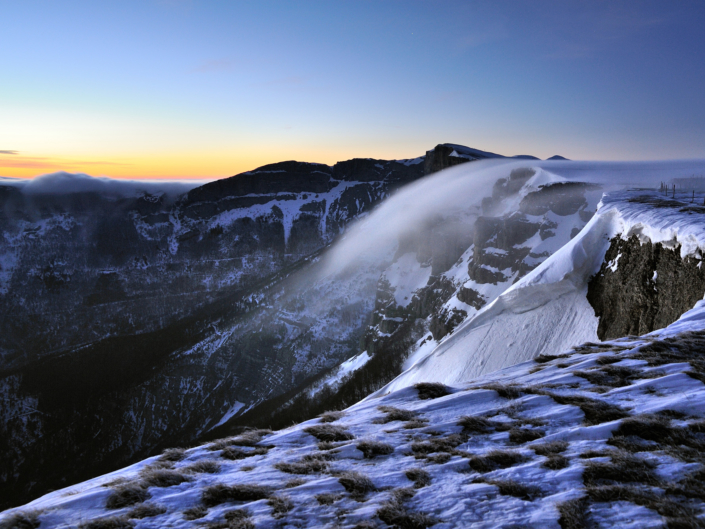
587 236 705 340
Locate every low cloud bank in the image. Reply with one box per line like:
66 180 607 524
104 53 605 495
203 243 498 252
0 171 207 198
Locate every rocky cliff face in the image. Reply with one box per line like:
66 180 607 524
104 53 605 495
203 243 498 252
216 167 603 434
0 157 425 509
588 235 705 340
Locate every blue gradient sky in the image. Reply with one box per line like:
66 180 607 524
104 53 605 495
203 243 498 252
2 0 704 178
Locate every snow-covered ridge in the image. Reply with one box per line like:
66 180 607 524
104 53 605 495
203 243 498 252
382 186 705 393
5 302 705 528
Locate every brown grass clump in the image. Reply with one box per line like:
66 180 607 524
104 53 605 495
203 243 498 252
543 455 570 470
587 485 702 526
582 452 659 487
404 418 430 429
317 492 343 505
304 424 355 442
319 410 345 423
376 488 437 529
337 471 377 501
508 428 544 444
405 468 432 488
477 382 523 400
182 505 208 520
127 503 167 519
0 511 42 529
557 497 589 529
357 440 394 458
411 434 463 456
414 382 450 400
268 496 293 519
468 450 527 473
532 440 568 456
78 517 134 529
275 453 331 475
106 483 150 509
158 448 186 462
221 446 269 460
182 459 221 474
207 430 271 452
534 353 563 363
201 484 271 507
573 365 640 388
204 509 254 529
427 453 452 464
545 394 628 425
457 415 494 434
140 468 191 488
374 406 418 424
475 478 542 500
284 478 306 489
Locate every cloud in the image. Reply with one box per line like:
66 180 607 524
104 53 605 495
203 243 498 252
2 171 205 198
0 150 18 155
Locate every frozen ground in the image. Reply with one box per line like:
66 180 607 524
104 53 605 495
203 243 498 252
4 301 705 528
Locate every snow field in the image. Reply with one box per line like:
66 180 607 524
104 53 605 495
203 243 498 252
6 301 705 528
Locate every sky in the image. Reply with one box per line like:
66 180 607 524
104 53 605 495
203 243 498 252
1 0 705 180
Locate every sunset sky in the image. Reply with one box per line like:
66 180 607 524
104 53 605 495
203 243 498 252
2 1 705 180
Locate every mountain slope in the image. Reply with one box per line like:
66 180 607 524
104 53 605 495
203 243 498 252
4 300 705 528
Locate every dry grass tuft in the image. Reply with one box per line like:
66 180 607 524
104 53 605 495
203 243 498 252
127 503 167 519
319 411 345 423
182 460 221 474
458 415 494 434
106 483 150 509
477 382 523 400
204 509 254 529
374 406 418 424
268 495 293 519
468 450 527 473
573 365 641 388
534 353 563 363
337 471 376 501
404 418 430 430
377 488 437 529
201 484 271 507
357 440 394 459
316 493 342 505
411 434 463 456
543 455 570 470
304 424 354 442
475 478 543 500
275 453 331 475
545 393 628 425
221 446 269 460
284 478 306 489
532 440 569 456
0 511 42 529
427 453 452 464
182 505 208 520
405 468 432 488
414 382 450 400
158 448 186 462
508 428 544 444
582 452 659 487
78 517 134 529
139 468 191 488
557 497 589 529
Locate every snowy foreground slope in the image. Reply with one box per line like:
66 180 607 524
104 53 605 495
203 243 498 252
4 301 705 528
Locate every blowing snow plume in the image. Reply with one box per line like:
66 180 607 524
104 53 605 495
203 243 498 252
313 158 705 392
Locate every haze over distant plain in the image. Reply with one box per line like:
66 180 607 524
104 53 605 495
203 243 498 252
2 0 704 180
